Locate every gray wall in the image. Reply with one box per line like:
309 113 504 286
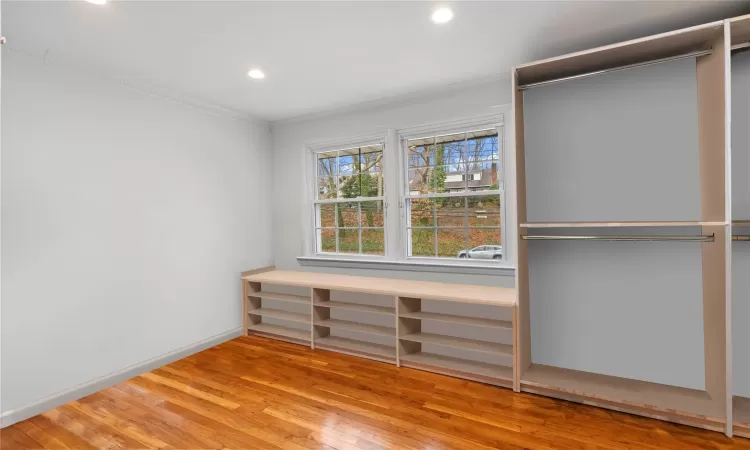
1 50 274 415
524 58 701 223
524 58 706 390
733 51 750 398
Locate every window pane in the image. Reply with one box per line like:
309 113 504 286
437 228 467 258
317 204 336 228
359 149 384 197
317 177 336 200
317 228 336 253
362 229 385 255
408 167 434 195
467 130 499 162
409 198 434 227
437 132 466 170
441 165 467 193
407 137 436 168
360 201 384 227
468 194 501 227
337 148 358 175
467 161 499 192
410 228 435 257
337 228 359 254
469 228 502 259
317 151 338 177
338 202 359 227
436 197 466 227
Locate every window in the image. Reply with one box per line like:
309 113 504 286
303 115 509 273
313 143 386 256
403 127 504 261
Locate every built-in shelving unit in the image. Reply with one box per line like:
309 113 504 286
514 17 735 437
396 296 513 387
242 270 516 387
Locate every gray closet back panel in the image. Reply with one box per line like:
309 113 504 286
734 51 750 220
523 58 701 223
734 52 750 399
734 234 750 398
528 233 705 390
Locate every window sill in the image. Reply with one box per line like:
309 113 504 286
296 256 515 276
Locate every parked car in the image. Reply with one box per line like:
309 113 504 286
457 245 502 259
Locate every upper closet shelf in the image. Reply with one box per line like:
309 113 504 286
516 20 721 87
730 14 750 46
521 221 726 228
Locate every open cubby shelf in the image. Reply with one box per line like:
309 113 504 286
247 323 310 342
399 311 511 329
316 335 396 361
242 271 516 388
313 300 395 315
400 352 513 382
249 308 309 324
400 333 512 356
248 291 310 305
315 318 396 337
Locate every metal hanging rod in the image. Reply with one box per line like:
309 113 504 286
518 49 712 90
522 234 715 242
734 235 750 242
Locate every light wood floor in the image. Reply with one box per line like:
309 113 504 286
2 335 748 450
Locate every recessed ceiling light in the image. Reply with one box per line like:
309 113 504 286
247 68 265 80
431 7 453 24
86 0 107 5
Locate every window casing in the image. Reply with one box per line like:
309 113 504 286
401 125 506 262
312 143 386 256
305 115 509 272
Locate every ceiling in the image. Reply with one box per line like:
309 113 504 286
3 1 749 122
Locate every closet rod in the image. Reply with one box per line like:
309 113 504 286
522 234 715 242
734 235 750 242
517 49 711 90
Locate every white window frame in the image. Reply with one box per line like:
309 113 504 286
306 135 388 258
398 118 508 265
299 113 513 275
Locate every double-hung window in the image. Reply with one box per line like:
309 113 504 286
403 126 505 262
313 143 386 256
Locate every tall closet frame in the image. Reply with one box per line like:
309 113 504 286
730 14 750 440
512 19 736 435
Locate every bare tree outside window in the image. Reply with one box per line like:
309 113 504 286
314 144 385 255
405 128 503 260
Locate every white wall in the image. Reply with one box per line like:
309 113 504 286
271 79 513 287
1 50 273 420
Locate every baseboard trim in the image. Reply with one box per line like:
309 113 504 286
0 328 242 428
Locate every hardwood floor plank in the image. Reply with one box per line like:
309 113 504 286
4 335 749 450
11 421 70 449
